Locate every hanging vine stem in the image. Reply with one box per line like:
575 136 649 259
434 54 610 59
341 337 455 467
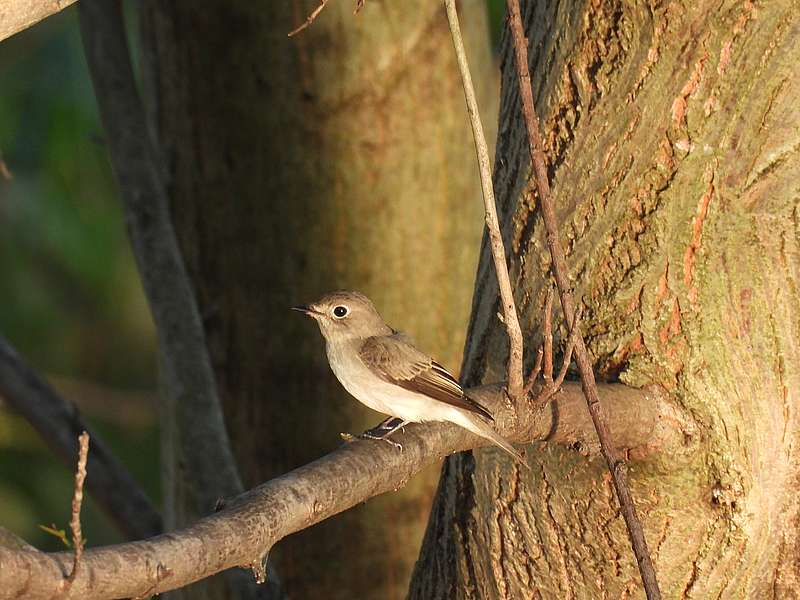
503 0 662 598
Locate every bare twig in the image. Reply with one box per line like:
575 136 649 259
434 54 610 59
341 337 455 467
522 346 544 397
543 286 554 382
0 335 162 539
504 1 661 597
287 0 330 37
444 0 525 400
66 432 89 584
553 305 582 386
533 305 583 408
0 382 683 599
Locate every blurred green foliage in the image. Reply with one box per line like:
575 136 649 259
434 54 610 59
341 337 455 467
0 1 506 552
0 7 158 550
487 0 506 47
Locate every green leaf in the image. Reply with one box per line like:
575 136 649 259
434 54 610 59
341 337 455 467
37 523 70 548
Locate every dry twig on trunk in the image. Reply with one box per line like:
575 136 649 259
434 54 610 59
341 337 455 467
504 1 662 597
532 305 583 408
542 286 554 382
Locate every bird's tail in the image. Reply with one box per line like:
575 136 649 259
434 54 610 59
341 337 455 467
454 412 528 468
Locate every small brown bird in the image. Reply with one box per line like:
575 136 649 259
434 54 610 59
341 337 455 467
293 290 524 464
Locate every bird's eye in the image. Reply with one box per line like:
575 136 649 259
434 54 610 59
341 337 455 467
332 305 349 318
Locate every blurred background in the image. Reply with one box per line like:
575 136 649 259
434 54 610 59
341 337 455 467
0 5 158 551
0 0 505 587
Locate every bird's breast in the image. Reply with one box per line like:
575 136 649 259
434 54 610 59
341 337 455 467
325 342 394 415
324 340 454 423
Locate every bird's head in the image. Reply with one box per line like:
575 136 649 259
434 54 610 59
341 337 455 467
292 290 392 342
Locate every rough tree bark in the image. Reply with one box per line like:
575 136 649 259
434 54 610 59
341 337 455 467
410 0 800 598
139 1 494 598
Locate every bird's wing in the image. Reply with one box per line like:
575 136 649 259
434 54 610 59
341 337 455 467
358 334 493 421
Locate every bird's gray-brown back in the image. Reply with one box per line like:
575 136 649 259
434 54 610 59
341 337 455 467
358 333 493 420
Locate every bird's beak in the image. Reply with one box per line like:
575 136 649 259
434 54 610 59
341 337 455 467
291 304 321 317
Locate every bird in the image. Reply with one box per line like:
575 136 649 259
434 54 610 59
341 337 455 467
292 290 525 464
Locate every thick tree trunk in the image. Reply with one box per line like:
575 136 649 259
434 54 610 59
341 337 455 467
410 0 800 598
140 1 494 598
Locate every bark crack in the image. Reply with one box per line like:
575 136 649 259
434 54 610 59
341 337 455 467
683 162 716 308
539 464 576 599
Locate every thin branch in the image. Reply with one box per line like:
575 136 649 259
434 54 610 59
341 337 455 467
0 335 162 539
66 432 89 584
0 0 78 43
78 4 283 598
287 0 330 37
504 1 662 597
533 305 583 408
79 0 242 517
552 305 582 387
445 0 525 400
522 346 544 397
543 286 554 382
0 383 685 599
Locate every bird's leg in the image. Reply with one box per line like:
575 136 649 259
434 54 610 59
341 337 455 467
361 416 403 437
358 419 410 451
374 417 403 432
376 419 409 437
339 417 408 445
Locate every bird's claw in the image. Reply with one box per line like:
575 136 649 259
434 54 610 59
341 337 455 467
357 430 404 451
383 438 403 452
340 431 403 451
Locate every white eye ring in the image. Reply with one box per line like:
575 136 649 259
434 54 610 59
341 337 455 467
332 305 349 319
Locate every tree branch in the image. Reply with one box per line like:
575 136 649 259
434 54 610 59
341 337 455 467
504 1 662 597
78 0 243 518
78 3 283 598
0 335 162 540
0 527 37 552
0 382 691 599
444 0 525 400
0 0 78 43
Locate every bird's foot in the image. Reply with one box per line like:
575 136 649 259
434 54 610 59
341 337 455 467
339 430 403 451
365 417 403 436
341 418 409 451
358 430 404 451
